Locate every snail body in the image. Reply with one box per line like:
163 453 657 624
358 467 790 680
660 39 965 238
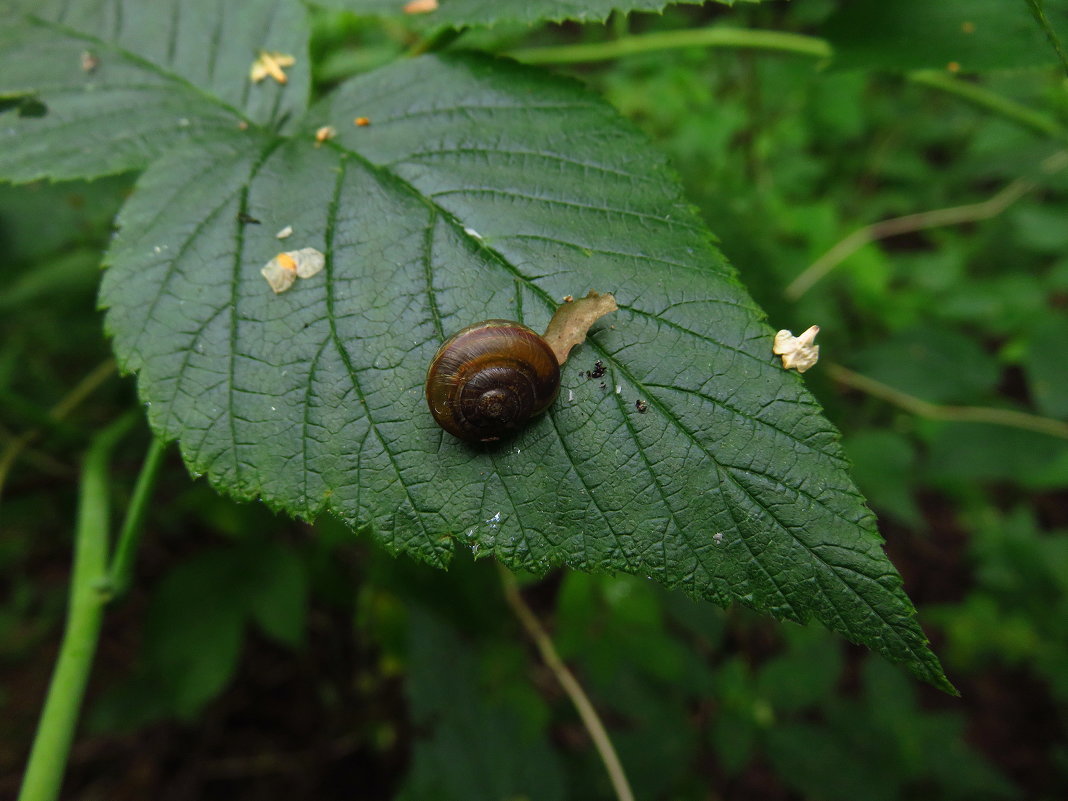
426 320 561 442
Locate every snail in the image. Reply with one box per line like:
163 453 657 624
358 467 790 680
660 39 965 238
426 320 560 442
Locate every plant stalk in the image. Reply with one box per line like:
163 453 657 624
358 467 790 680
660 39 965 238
17 415 134 801
509 26 832 64
103 436 167 599
1022 0 1068 76
826 363 1068 440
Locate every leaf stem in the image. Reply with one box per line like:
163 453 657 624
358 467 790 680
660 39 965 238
17 413 135 801
103 436 167 600
509 26 833 64
825 362 1068 440
498 566 635 801
785 150 1068 299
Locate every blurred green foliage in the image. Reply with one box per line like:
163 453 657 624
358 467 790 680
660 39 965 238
3 0 1068 798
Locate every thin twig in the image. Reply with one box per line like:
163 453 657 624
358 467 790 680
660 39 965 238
785 150 1068 300
825 362 1068 440
498 565 635 801
0 359 117 505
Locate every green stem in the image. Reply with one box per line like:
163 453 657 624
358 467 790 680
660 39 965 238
906 70 1065 138
508 26 1063 141
104 436 167 600
18 414 135 801
508 26 833 65
1022 0 1068 76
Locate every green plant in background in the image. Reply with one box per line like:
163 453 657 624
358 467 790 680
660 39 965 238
2 0 1068 799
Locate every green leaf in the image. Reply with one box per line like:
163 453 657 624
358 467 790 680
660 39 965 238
0 0 308 182
5 3 952 692
842 430 921 527
398 607 565 801
823 0 1068 72
1023 314 1068 419
320 0 744 31
852 326 1000 405
241 541 309 648
145 549 245 718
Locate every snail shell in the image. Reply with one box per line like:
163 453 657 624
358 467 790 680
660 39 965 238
426 320 561 442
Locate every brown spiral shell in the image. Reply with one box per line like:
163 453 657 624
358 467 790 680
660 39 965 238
426 320 561 442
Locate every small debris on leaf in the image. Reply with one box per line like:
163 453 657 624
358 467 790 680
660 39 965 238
81 50 99 73
238 120 249 131
261 247 325 294
463 226 483 240
238 212 261 225
276 225 294 240
354 116 371 127
314 125 336 145
635 399 648 413
250 51 296 85
562 294 574 303
403 0 438 13
541 290 618 366
773 325 820 373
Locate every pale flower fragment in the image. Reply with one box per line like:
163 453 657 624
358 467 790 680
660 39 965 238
261 248 325 294
250 51 296 85
290 247 325 278
773 325 820 373
276 225 294 239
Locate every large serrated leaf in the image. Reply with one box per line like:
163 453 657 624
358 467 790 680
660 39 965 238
104 55 950 691
2 1 952 692
0 0 308 181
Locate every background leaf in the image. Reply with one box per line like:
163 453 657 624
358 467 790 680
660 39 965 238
397 607 565 801
823 0 1068 72
0 0 308 181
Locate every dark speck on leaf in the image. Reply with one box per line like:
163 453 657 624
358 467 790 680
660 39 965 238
635 399 648 413
238 212 261 225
